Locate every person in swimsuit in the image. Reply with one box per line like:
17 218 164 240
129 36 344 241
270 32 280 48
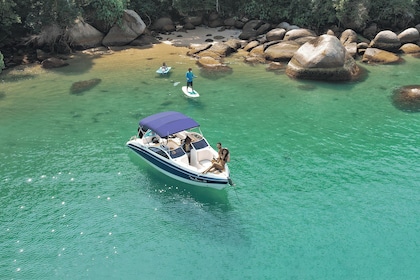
203 148 229 174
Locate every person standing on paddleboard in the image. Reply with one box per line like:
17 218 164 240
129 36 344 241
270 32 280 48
186 68 197 92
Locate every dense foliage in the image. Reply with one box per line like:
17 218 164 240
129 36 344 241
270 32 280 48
1 0 420 38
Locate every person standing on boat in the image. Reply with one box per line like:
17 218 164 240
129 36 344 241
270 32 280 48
186 68 196 91
214 142 223 162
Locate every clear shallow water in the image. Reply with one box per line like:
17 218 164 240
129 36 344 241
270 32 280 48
1 44 420 279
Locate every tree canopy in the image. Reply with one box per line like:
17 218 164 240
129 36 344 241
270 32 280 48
1 0 419 39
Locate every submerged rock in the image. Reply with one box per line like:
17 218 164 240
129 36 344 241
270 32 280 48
70 78 102 94
392 85 420 112
41 57 69 69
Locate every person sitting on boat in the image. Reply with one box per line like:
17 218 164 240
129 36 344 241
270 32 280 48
203 148 229 174
161 62 168 71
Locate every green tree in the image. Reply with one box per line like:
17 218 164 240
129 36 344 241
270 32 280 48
82 0 126 28
0 0 21 34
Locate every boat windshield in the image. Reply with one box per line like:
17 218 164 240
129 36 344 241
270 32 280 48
144 130 156 137
169 147 186 159
191 139 208 150
149 147 169 159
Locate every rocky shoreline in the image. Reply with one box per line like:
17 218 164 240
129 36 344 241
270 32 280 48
1 10 420 110
2 10 420 79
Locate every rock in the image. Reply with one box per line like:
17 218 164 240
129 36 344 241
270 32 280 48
208 18 224 28
193 50 221 60
197 56 224 68
369 30 401 52
187 43 212 56
286 35 360 81
249 45 265 57
392 85 420 112
243 41 260 52
70 78 102 94
208 42 235 57
340 29 358 45
185 16 203 26
234 20 245 29
400 43 420 54
102 10 146 46
266 28 286 41
284 28 316 41
41 57 69 69
398 27 420 44
344 42 358 57
239 20 265 40
239 30 258 40
224 18 236 27
183 22 195 30
227 39 243 50
152 17 175 32
130 34 159 46
362 47 401 63
67 19 104 49
264 41 300 61
277 22 299 31
266 62 285 71
256 23 272 35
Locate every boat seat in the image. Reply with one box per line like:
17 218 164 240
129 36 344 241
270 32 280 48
174 154 190 166
190 148 214 169
167 139 180 150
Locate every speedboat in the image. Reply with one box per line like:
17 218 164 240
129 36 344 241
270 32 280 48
126 111 233 189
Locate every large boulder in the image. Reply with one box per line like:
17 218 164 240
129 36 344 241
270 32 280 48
239 20 265 40
340 29 358 45
264 41 300 61
398 27 420 44
102 10 146 46
362 48 401 64
67 19 104 49
369 30 401 52
207 42 235 57
286 35 360 81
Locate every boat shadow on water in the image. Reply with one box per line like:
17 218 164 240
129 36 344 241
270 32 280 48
129 153 232 211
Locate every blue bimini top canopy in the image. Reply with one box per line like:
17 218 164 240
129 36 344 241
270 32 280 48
139 111 200 137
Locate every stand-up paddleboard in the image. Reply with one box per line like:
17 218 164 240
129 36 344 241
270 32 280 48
182 86 200 98
156 66 171 74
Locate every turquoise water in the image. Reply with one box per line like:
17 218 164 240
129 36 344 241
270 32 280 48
1 45 419 279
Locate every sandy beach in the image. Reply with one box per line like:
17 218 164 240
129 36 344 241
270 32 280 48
157 26 243 47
